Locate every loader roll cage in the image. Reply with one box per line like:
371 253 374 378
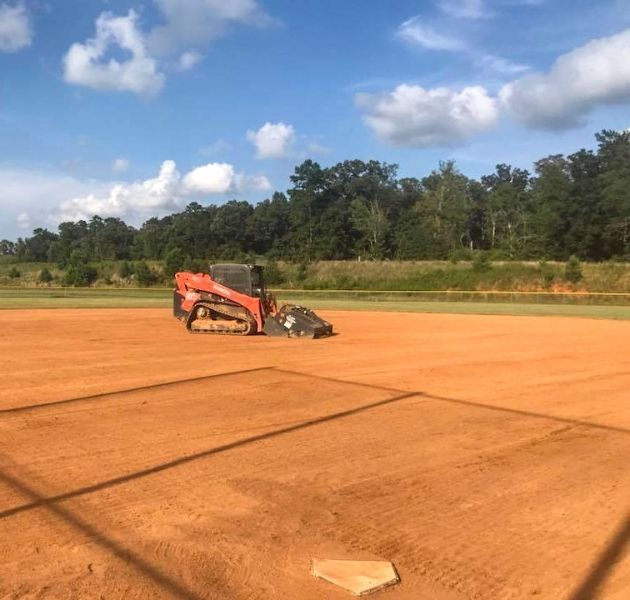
209 264 265 298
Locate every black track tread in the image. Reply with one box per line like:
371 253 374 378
186 301 256 336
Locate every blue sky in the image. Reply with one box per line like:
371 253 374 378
1 0 629 239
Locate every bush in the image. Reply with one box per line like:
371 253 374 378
63 264 97 286
296 262 309 284
264 259 284 285
8 266 20 278
449 248 472 263
472 252 491 273
134 261 156 286
183 257 205 273
119 261 133 279
538 260 555 288
565 255 583 283
164 248 187 277
38 267 54 283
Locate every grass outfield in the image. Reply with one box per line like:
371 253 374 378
1 286 629 319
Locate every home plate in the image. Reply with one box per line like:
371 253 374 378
312 558 400 595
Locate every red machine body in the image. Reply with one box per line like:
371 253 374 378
173 263 332 338
174 271 271 332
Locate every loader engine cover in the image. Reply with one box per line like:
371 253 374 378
263 304 333 339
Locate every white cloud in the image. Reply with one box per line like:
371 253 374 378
182 162 237 194
177 50 202 71
16 212 30 229
0 168 114 238
355 84 499 147
63 10 165 96
500 28 630 129
59 160 181 222
439 0 490 19
112 158 130 174
396 17 464 51
57 160 270 222
149 0 275 55
0 2 32 52
478 54 529 75
183 162 271 195
247 122 296 159
395 16 527 76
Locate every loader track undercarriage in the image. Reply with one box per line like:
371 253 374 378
186 300 256 335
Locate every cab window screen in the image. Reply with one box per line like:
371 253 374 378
211 265 251 295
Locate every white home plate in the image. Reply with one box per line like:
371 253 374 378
312 558 400 595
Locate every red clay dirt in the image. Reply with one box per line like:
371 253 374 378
0 308 629 600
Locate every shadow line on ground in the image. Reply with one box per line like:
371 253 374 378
0 391 420 520
0 467 204 600
277 370 630 436
567 512 630 600
423 392 630 436
0 367 273 415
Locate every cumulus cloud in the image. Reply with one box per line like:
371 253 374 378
183 162 238 194
396 17 464 51
57 160 271 222
112 158 130 174
355 84 499 147
0 1 32 52
247 122 296 159
500 28 630 129
439 0 490 19
0 168 114 238
63 10 165 95
58 160 181 222
149 0 275 55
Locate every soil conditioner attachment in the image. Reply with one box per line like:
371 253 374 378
173 263 333 339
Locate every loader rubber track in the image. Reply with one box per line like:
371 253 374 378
186 301 257 336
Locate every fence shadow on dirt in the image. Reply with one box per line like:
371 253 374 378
277 369 630 436
0 366 272 415
0 390 420 520
567 512 630 600
1 368 629 598
0 467 204 600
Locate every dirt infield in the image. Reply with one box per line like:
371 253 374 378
0 309 629 600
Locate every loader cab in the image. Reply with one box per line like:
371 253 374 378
209 263 265 298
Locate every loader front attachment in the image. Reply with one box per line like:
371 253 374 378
263 304 333 339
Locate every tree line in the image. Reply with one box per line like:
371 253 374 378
2 129 629 266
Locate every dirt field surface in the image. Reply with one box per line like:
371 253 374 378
1 309 629 600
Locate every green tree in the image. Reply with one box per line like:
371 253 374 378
0 240 16 255
421 161 471 257
15 228 59 262
350 195 389 259
596 130 630 258
8 266 20 278
529 155 572 259
480 164 531 257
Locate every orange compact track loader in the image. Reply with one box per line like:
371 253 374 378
173 263 333 338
